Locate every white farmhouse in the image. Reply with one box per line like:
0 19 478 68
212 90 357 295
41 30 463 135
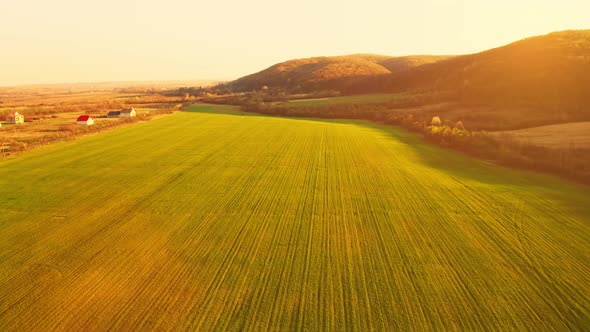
6 112 24 124
119 108 136 118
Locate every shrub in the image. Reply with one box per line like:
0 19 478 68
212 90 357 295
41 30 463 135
9 141 27 152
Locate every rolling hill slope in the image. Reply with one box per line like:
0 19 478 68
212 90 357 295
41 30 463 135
229 55 391 92
228 54 452 92
350 30 590 112
226 30 590 122
378 55 454 73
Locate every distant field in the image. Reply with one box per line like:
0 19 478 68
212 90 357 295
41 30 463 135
287 93 400 107
494 122 590 148
1 104 589 330
0 84 185 154
0 108 161 155
283 94 559 131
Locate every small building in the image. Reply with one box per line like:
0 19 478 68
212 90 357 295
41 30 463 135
6 112 24 124
77 115 94 125
119 107 136 118
107 111 121 118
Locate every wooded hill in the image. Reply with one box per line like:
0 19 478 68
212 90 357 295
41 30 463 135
227 30 590 118
348 30 590 109
228 54 452 93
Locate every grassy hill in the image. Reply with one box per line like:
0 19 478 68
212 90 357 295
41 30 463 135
228 54 452 93
1 104 589 330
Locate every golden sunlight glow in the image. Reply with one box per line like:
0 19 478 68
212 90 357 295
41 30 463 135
0 0 587 85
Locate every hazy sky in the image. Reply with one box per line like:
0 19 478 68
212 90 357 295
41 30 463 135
0 0 587 85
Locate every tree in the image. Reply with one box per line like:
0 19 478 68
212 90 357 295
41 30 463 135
431 116 442 126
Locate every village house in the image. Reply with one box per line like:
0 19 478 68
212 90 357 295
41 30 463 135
6 112 24 124
119 107 136 118
76 115 94 125
107 111 121 118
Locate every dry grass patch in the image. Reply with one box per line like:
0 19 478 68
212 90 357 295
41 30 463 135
494 122 590 148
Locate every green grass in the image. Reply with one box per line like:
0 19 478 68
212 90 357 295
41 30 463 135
287 93 400 107
1 103 589 330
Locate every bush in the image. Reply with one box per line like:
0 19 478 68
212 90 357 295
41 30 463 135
9 141 27 152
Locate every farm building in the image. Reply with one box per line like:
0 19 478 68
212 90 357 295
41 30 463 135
76 115 94 126
107 111 121 118
120 108 136 118
6 112 24 124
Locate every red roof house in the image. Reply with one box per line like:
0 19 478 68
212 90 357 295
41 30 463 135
76 115 94 125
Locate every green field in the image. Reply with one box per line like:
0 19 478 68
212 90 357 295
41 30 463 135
1 104 589 330
287 93 400 107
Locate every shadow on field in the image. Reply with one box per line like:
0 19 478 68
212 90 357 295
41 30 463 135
362 121 590 193
184 104 586 192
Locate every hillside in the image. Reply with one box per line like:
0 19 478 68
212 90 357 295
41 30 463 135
229 55 390 92
349 30 590 114
378 55 454 73
228 54 452 93
224 30 590 124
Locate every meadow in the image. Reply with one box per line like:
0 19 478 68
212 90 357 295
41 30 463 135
286 93 400 107
0 104 589 330
495 122 590 149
